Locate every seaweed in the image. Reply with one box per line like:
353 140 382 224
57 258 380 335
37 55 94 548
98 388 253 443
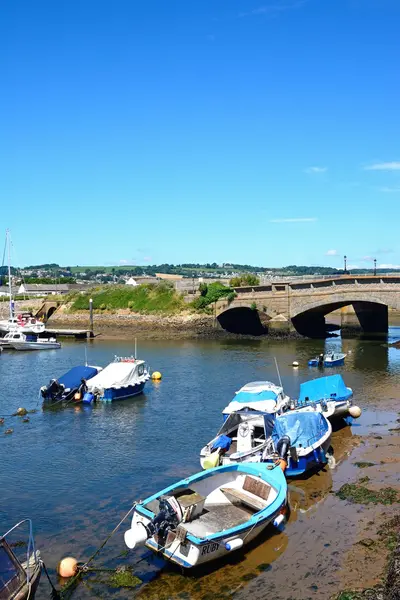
336 483 398 505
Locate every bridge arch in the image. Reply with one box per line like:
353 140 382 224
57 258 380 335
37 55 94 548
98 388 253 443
216 301 278 336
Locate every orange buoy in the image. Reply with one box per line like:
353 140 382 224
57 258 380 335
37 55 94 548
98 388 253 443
74 392 81 401
57 557 78 578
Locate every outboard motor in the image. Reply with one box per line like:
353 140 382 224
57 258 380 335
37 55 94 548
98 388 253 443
276 435 291 471
125 496 183 550
41 379 63 400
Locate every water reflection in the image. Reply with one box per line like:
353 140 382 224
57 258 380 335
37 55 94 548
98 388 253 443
0 333 399 600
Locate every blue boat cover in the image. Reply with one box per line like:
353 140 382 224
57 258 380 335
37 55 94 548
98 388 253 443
211 435 232 452
234 390 278 403
57 365 98 389
272 412 329 448
299 375 352 404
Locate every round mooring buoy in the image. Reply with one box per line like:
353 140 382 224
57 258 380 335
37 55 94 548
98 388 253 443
292 361 299 368
16 407 27 416
151 371 162 381
57 557 78 578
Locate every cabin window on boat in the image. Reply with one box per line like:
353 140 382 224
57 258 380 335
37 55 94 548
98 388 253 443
0 545 24 595
138 364 144 376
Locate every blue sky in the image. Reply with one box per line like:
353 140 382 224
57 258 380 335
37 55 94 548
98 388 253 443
1 0 400 269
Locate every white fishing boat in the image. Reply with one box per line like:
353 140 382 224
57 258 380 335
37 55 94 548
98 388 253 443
9 332 61 351
0 519 42 600
222 381 291 420
124 462 288 568
85 355 150 401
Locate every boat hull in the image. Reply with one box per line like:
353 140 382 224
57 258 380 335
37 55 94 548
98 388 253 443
324 358 345 367
126 463 287 568
144 513 277 568
101 381 146 401
11 342 61 351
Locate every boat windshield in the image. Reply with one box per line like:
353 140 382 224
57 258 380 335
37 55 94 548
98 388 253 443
0 542 24 599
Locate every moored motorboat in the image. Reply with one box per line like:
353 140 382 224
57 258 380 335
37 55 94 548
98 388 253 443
308 353 347 367
222 381 290 421
40 364 102 404
124 462 287 568
263 411 332 476
295 374 361 420
9 332 61 351
0 519 42 600
85 356 150 402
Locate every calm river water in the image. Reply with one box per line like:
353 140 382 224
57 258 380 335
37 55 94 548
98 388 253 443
1 331 400 599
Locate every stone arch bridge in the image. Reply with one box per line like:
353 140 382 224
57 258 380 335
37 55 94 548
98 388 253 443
215 275 400 336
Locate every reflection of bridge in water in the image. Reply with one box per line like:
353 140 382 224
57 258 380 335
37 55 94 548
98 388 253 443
215 275 400 337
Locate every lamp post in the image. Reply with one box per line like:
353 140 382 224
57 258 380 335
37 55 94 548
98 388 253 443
374 258 377 276
344 255 347 274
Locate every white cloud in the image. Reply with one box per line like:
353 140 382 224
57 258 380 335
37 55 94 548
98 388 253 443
326 249 338 256
119 259 129 265
143 256 152 262
379 263 400 269
364 162 400 171
379 186 400 193
361 256 374 262
347 264 359 270
305 166 327 174
269 217 318 223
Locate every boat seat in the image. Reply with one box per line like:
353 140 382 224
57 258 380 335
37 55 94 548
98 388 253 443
220 486 268 512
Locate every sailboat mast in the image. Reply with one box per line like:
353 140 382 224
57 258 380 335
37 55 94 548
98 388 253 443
6 230 13 319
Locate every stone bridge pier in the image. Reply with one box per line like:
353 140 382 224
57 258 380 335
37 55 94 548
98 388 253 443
215 276 400 337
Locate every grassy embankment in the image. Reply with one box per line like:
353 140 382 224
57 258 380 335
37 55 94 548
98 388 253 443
67 282 235 314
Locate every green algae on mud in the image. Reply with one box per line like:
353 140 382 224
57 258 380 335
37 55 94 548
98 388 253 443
108 567 142 588
353 462 376 468
336 482 399 505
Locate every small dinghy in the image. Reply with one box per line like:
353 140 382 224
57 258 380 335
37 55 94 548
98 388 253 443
308 353 346 367
40 364 102 404
0 519 42 600
295 374 361 420
222 381 290 421
124 463 287 568
85 356 150 402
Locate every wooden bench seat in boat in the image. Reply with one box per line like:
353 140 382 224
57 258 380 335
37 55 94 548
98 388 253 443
221 476 273 512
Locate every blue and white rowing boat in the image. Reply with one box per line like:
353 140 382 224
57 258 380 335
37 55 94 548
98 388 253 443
124 462 287 568
85 356 150 402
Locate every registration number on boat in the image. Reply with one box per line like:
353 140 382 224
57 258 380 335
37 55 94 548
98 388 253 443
201 542 219 556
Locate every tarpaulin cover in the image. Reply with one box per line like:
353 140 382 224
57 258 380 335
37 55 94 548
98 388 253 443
87 361 142 391
235 389 279 403
57 365 99 390
211 435 232 452
299 375 352 404
272 412 329 449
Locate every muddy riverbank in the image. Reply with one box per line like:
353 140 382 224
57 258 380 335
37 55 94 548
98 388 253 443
47 307 303 340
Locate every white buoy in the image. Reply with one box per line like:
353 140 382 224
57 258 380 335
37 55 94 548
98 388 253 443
225 538 244 551
349 405 362 418
292 361 299 368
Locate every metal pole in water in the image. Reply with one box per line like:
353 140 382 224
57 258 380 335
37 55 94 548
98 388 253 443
134 337 137 359
89 298 94 336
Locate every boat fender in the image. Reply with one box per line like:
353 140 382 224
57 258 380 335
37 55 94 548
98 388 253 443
349 406 362 418
124 521 149 549
273 514 285 530
225 538 243 551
